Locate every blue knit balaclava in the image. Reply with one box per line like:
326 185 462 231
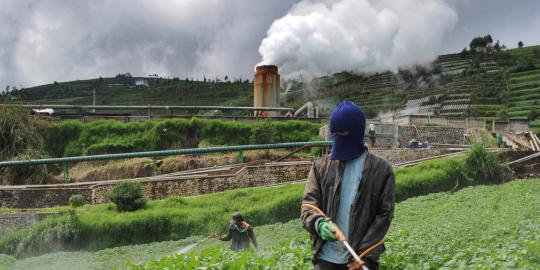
329 101 366 160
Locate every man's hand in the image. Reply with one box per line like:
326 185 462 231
317 219 338 241
347 259 365 270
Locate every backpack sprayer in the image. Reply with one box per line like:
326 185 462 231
302 204 384 270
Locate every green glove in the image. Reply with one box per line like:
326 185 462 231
318 219 338 241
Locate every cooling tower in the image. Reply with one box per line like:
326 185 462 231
253 65 280 117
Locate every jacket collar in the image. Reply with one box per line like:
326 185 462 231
331 147 372 199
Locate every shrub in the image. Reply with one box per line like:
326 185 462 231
107 181 147 212
462 142 511 184
69 195 87 208
69 194 87 220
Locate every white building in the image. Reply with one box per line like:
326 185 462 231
135 79 149 87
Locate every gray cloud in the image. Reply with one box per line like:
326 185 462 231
0 0 297 88
0 0 539 89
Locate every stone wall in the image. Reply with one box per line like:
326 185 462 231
1 162 312 209
371 149 447 165
398 126 466 147
0 188 92 209
0 213 54 236
91 162 311 204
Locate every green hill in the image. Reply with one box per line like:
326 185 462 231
5 76 252 107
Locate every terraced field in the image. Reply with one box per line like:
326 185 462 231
507 69 540 119
349 72 406 113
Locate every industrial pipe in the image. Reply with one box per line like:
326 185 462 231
3 104 293 112
0 141 332 168
294 102 314 118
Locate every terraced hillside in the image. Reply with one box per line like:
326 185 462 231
435 53 471 75
348 72 406 114
507 69 540 119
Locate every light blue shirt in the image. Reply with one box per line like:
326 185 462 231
318 151 367 264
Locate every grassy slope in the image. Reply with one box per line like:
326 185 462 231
132 179 540 270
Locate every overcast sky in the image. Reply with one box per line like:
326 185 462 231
0 0 539 89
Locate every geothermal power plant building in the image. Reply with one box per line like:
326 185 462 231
253 65 280 117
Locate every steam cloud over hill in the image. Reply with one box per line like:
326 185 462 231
258 0 458 78
0 0 539 88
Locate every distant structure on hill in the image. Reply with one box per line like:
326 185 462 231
135 79 149 87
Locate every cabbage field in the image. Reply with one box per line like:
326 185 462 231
130 179 540 270
2 179 538 270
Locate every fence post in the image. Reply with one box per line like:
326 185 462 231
238 151 244 164
152 159 158 176
63 163 70 183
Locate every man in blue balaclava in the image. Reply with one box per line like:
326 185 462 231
301 101 395 270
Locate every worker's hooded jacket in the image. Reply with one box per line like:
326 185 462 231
301 151 395 263
220 223 258 252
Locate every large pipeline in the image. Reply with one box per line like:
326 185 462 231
4 104 292 112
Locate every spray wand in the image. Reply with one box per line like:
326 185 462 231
302 204 384 270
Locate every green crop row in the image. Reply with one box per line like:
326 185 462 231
508 81 540 91
508 74 540 84
510 69 540 78
130 179 540 270
509 92 540 102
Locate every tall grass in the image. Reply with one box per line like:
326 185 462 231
0 104 50 185
46 118 322 157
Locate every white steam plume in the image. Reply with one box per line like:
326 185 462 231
258 0 459 78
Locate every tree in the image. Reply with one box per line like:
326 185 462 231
469 34 493 52
484 34 493 44
460 47 468 57
494 40 501 52
518 41 524 48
